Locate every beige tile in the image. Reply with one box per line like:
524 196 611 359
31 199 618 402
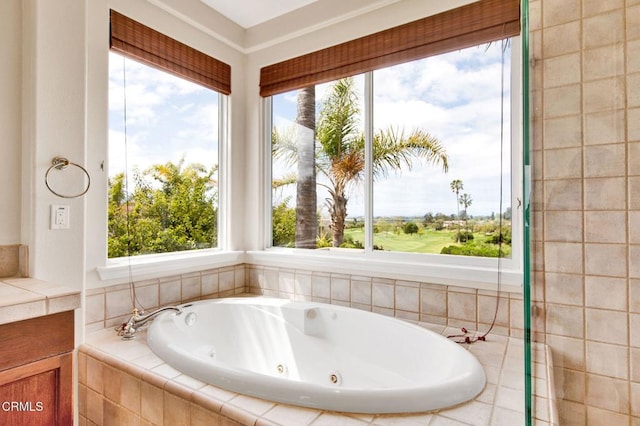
120 372 141 415
311 274 330 299
546 304 584 338
86 356 104 393
543 54 581 88
372 281 394 308
544 211 583 242
547 335 585 371
543 84 581 118
587 406 630 426
542 0 581 27
583 77 625 113
262 404 321 425
584 110 626 145
585 243 628 277
583 0 624 17
395 285 419 313
586 374 629 413
190 403 221 425
557 399 586 426
220 270 236 292
584 144 626 177
545 272 583 306
629 5 640 41
294 272 312 296
553 367 585 402
181 274 201 300
585 177 626 210
585 276 627 310
585 211 627 243
632 177 640 210
543 115 582 148
631 382 640 417
330 276 350 301
159 278 181 305
103 365 122 404
584 44 625 82
544 179 583 210
420 287 446 317
586 308 628 345
86 388 104 425
542 21 581 57
163 392 190 425
629 40 640 74
583 10 625 48
631 279 640 313
0 245 19 278
631 313 640 348
447 291 476 322
350 279 371 305
202 271 219 295
543 242 583 274
543 147 582 179
586 341 629 379
630 73 640 109
629 108 640 141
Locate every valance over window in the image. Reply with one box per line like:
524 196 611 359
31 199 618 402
110 9 231 95
259 0 520 97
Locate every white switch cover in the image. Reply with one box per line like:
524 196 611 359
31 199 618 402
50 205 70 229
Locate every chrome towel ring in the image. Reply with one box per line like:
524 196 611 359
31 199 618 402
44 157 91 199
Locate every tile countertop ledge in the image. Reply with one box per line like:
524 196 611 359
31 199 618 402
0 278 81 325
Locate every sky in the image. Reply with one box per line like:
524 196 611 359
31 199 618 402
272 41 514 218
108 52 219 186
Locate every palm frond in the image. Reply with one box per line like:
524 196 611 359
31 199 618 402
372 127 449 179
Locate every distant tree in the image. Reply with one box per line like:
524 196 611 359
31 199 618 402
273 199 296 247
459 193 473 230
450 179 463 243
423 212 434 225
403 222 419 235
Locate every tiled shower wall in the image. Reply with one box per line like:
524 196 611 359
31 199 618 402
530 0 640 424
87 263 525 338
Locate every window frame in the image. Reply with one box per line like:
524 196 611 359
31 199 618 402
255 37 523 291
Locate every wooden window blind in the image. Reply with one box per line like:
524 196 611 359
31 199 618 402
110 10 231 95
260 0 520 97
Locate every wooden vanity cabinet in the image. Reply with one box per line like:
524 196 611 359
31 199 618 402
0 311 74 425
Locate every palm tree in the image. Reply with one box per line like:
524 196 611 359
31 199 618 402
450 179 463 243
459 192 472 237
274 77 449 247
294 86 317 248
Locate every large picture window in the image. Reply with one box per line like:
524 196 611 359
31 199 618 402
107 10 229 260
261 0 522 286
269 40 517 260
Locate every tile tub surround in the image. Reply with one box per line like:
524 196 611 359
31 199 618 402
86 265 247 331
0 244 29 278
80 321 556 425
0 277 81 325
91 264 525 340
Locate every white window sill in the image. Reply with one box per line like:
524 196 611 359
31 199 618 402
246 248 523 293
96 250 245 282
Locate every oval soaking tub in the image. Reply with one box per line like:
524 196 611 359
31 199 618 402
147 297 486 414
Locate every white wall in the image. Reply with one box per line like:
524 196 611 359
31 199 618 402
0 0 22 244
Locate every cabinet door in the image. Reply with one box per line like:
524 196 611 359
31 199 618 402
0 353 72 426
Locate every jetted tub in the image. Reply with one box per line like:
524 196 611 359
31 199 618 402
147 297 486 414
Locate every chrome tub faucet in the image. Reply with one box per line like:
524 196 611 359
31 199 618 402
117 306 183 340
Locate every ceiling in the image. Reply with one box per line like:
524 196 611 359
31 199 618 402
200 0 320 28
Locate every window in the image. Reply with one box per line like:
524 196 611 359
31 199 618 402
107 10 230 260
108 52 221 258
261 0 523 287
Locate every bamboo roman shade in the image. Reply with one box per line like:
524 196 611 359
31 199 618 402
260 0 520 97
110 10 231 95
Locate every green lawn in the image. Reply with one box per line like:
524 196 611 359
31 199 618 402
344 228 464 253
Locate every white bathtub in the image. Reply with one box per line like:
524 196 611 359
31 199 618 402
147 297 486 414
